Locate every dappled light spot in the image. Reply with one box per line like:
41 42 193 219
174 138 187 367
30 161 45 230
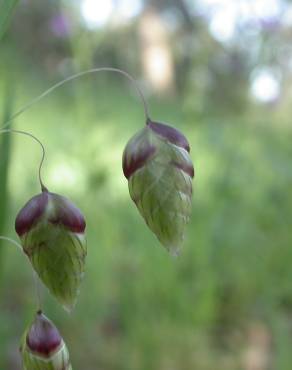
250 68 281 103
80 0 143 29
80 0 114 29
197 0 283 43
48 160 86 194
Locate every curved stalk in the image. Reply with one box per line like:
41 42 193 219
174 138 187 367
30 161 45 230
0 235 22 250
0 129 47 192
1 67 151 130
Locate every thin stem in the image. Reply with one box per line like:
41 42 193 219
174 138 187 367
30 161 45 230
0 236 43 310
33 271 43 312
1 67 151 130
0 236 23 251
0 129 47 192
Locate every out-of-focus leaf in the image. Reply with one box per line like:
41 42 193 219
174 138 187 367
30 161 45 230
0 0 19 40
0 85 13 280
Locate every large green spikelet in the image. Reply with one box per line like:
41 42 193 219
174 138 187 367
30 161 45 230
123 119 194 255
15 191 87 311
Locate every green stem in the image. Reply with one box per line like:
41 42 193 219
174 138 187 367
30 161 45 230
1 67 151 129
0 128 47 192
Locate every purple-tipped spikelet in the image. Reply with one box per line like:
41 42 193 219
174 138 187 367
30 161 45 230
123 119 194 255
20 311 72 370
15 190 87 311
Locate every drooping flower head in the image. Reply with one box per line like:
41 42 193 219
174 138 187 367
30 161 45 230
15 190 87 311
20 311 72 370
123 119 194 255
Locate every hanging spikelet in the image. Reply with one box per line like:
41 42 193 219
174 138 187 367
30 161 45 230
20 311 72 370
123 119 194 255
15 190 87 311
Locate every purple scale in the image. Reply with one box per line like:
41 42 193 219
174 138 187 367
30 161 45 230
15 191 86 236
26 311 62 357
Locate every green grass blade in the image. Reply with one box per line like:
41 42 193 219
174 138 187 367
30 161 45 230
0 85 13 275
0 0 19 40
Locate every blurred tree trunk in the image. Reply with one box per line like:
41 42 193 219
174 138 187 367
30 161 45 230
143 0 197 94
242 322 273 370
138 6 175 95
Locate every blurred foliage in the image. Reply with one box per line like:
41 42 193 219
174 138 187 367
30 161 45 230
1 0 292 369
0 0 19 39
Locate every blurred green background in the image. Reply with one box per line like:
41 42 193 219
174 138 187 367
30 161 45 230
1 0 292 369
